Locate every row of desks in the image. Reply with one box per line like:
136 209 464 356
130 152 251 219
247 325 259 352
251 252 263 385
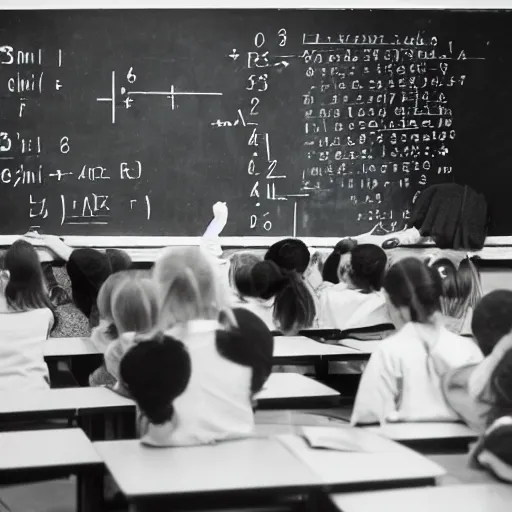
43 335 375 362
1 426 506 512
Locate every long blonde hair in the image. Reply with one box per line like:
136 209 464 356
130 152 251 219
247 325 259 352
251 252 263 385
111 277 159 335
153 246 235 330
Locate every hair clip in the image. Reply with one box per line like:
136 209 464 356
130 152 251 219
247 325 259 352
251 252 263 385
437 266 448 279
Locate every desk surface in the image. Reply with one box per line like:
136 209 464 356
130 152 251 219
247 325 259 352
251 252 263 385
256 373 339 402
0 387 134 417
429 454 498 485
45 336 362 362
278 430 445 489
0 428 101 472
44 337 100 358
330 483 512 512
94 437 321 498
273 336 361 360
364 422 478 442
338 339 380 354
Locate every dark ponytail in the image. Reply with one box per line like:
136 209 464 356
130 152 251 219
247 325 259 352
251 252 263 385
384 257 442 323
120 336 191 425
251 261 316 334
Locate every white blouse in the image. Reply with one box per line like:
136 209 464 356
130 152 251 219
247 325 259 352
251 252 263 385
0 307 53 391
351 321 483 425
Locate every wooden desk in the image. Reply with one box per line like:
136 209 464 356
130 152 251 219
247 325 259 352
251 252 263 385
94 437 322 510
0 387 135 439
273 336 363 364
278 429 445 491
0 428 103 512
365 422 478 453
44 337 101 360
328 483 512 512
256 373 340 409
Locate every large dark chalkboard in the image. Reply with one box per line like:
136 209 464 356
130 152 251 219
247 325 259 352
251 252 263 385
0 9 511 237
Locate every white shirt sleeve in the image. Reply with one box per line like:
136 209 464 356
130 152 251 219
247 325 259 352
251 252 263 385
351 345 399 425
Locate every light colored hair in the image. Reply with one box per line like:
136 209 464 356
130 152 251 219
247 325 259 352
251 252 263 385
153 246 234 329
97 271 131 321
428 256 482 320
111 277 158 335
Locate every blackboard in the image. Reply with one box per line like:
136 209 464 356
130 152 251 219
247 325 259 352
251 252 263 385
0 9 511 238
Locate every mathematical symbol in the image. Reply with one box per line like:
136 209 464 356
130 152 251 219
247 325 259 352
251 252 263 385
253 152 258 157
48 170 73 181
229 49 240 61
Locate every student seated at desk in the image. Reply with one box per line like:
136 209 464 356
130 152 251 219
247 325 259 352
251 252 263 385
318 244 390 331
443 290 512 433
25 233 133 329
102 276 159 387
119 246 273 446
427 255 482 336
352 257 483 425
0 240 56 391
228 252 274 328
88 272 155 387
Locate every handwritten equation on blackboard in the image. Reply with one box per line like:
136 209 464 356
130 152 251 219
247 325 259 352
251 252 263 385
0 28 486 235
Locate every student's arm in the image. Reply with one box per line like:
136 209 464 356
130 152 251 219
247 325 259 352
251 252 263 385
351 346 399 425
90 321 114 353
469 332 512 399
24 233 74 261
200 202 228 259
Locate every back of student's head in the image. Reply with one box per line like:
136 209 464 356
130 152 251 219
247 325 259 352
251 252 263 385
488 348 512 425
97 271 132 322
66 248 112 322
120 336 191 425
251 260 315 334
322 239 358 284
384 257 442 323
347 244 387 293
111 277 158 336
428 256 482 319
265 238 310 275
154 246 229 328
472 290 512 356
229 252 261 298
4 239 55 315
105 248 133 274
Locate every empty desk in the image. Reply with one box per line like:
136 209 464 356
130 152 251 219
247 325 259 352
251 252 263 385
0 428 103 512
328 483 512 512
0 387 135 439
365 422 478 453
94 437 322 510
256 373 340 408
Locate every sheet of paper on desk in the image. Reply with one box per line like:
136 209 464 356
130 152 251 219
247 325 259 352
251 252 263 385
301 427 368 452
